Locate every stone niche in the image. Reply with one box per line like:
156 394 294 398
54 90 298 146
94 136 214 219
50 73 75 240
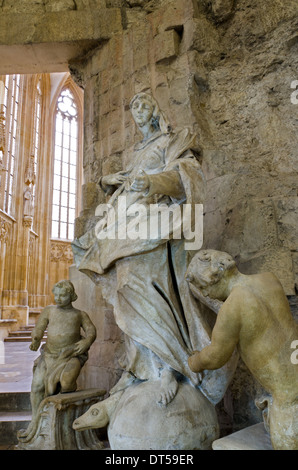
66 0 298 436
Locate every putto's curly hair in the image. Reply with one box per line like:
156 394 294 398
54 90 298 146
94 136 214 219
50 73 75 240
190 250 237 287
52 280 78 302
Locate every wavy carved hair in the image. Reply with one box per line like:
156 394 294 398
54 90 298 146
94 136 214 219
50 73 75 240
52 279 78 302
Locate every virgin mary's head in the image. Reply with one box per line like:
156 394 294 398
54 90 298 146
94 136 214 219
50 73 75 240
129 92 170 133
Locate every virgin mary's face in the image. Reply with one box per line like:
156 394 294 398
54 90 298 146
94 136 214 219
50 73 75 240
131 97 154 127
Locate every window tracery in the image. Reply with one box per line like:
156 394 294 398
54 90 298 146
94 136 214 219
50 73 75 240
51 87 79 240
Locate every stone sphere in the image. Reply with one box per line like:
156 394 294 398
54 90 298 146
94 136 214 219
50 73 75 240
108 380 219 450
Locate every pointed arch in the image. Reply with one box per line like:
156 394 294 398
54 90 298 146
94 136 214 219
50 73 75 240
50 73 83 240
22 73 51 230
0 74 24 216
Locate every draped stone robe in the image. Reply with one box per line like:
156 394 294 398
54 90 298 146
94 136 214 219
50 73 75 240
72 128 237 404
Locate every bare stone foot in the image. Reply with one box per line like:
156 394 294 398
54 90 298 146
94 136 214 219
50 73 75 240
157 369 178 407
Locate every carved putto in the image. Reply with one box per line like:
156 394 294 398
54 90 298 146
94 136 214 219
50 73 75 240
186 249 298 450
17 280 96 447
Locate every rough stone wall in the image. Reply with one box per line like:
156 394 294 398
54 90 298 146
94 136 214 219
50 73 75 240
0 0 106 13
198 0 298 296
0 1 122 74
69 0 298 433
73 0 202 233
198 0 298 431
75 0 298 296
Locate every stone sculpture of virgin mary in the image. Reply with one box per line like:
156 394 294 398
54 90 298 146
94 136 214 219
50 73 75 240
72 92 238 448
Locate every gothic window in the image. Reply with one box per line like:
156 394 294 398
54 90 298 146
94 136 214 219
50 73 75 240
32 77 42 196
28 75 44 233
51 88 78 240
2 74 22 216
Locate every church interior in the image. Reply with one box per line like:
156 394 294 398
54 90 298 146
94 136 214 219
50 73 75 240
0 0 297 452
0 71 84 448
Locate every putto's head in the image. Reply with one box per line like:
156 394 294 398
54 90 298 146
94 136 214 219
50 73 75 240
186 250 237 300
52 280 78 307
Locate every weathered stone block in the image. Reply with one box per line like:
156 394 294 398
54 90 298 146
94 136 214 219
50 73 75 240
292 253 298 291
44 0 76 12
99 112 110 138
147 0 191 37
0 9 122 46
132 66 151 93
102 153 123 176
99 91 110 117
221 198 280 258
0 8 122 74
2 0 45 13
109 109 123 136
204 173 237 213
257 0 298 34
110 85 123 111
81 182 104 211
202 206 229 251
182 16 220 54
132 26 150 71
274 198 298 251
210 0 235 22
154 29 180 63
110 131 125 154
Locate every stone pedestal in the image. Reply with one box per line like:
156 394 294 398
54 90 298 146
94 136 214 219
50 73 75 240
212 423 273 450
16 388 106 450
108 380 219 450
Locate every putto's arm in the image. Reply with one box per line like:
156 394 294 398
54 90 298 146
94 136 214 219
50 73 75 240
30 307 50 350
188 291 241 372
81 311 97 348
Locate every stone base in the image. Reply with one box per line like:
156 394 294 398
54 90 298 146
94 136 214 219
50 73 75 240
212 423 273 450
108 380 220 450
16 388 106 450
